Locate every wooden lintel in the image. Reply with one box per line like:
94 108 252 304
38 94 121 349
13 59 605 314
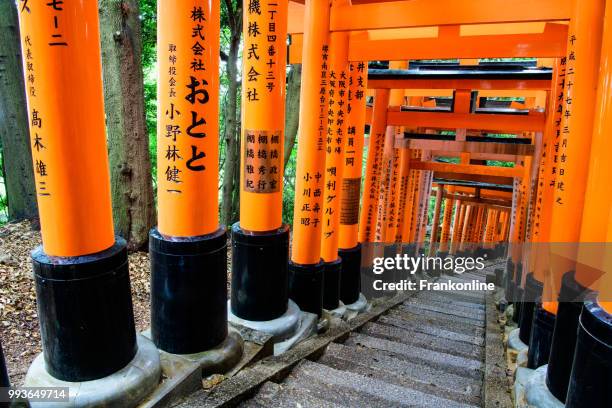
395 139 535 156
434 171 514 186
443 192 512 208
411 160 523 178
387 110 546 132
430 150 520 162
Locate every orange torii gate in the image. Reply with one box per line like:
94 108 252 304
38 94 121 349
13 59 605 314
9 0 611 406
285 0 571 301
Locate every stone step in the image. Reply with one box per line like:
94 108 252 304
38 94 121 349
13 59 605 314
404 296 486 318
283 360 478 408
359 322 483 360
344 333 483 380
243 381 349 408
402 298 486 321
396 303 485 327
417 293 485 310
385 308 486 338
319 342 482 404
376 314 484 346
419 289 486 305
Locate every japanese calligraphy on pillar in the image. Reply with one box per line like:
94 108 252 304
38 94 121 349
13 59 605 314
340 62 366 227
554 38 575 207
322 65 348 239
240 0 287 231
320 31 349 261
242 0 285 196
361 129 384 242
297 44 328 230
17 1 116 256
158 0 220 236
18 1 70 199
533 61 565 239
243 130 281 193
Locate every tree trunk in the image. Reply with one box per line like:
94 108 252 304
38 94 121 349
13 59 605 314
0 0 38 222
99 0 155 250
283 64 302 171
221 9 242 227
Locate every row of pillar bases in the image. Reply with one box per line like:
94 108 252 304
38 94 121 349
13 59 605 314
19 223 369 407
503 263 612 407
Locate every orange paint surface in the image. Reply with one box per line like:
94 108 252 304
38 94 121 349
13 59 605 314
321 31 349 262
240 0 288 232
157 0 221 237
338 61 368 250
18 1 114 256
548 0 605 288
291 0 330 264
358 89 390 243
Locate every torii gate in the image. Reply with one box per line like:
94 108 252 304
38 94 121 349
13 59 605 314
286 2 609 407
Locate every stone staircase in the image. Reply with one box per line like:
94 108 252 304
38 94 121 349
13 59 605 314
240 270 489 407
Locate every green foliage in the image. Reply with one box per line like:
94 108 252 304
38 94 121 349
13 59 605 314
282 142 297 225
140 0 158 194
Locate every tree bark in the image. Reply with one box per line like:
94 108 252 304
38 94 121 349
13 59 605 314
99 0 155 250
0 0 38 222
220 0 242 226
283 64 302 171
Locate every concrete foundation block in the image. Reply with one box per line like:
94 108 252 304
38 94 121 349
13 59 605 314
517 348 529 368
152 329 244 378
228 299 301 343
25 335 161 408
513 366 535 408
509 328 529 353
326 302 347 320
273 311 318 355
524 365 564 408
344 293 370 321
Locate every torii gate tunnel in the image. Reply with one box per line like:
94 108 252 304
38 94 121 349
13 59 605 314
7 0 612 407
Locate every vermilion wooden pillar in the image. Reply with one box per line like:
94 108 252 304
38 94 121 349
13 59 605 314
565 10 612 404
231 0 293 325
151 0 231 355
320 29 350 310
337 60 368 305
288 0 331 316
545 0 606 401
18 2 159 398
438 186 455 257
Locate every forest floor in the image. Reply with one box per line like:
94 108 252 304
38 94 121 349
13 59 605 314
0 220 153 385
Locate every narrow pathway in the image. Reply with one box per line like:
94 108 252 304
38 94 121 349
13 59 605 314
241 269 491 407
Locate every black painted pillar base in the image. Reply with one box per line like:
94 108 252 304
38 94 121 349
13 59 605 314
513 262 524 318
150 227 228 354
566 300 612 408
230 223 290 322
403 243 417 258
322 259 342 310
505 259 515 304
494 268 504 287
0 340 9 387
513 287 524 324
528 302 556 369
436 251 449 259
288 261 324 317
519 273 543 344
338 244 361 305
546 271 593 403
32 238 137 382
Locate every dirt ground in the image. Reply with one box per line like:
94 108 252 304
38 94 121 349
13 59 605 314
0 220 153 385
